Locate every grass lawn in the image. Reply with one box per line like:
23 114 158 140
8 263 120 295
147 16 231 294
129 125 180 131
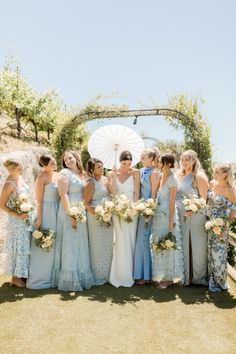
0 275 236 354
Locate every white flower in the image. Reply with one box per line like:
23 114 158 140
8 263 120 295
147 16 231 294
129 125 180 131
69 207 80 216
18 193 28 202
20 202 32 212
145 208 153 216
205 221 212 230
103 213 112 222
165 240 174 248
104 201 114 209
32 230 43 239
136 202 146 211
214 218 224 227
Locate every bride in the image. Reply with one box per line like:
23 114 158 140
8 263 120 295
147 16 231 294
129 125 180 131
108 150 140 287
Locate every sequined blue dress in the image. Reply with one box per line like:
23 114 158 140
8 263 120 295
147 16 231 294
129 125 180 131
87 178 113 285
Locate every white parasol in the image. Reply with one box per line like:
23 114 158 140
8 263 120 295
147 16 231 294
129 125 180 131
88 124 145 169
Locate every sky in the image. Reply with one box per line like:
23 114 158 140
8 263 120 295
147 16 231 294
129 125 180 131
0 0 236 162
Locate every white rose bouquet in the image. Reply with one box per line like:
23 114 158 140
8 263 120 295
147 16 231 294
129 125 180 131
32 228 55 251
68 201 87 230
151 231 178 254
10 192 33 225
136 198 157 227
182 194 206 217
95 199 115 227
205 218 228 242
113 194 138 223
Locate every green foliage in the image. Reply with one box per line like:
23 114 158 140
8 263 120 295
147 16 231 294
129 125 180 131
0 57 62 142
227 243 236 268
166 94 213 178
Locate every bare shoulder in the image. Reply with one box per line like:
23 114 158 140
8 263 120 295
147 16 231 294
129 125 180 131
228 187 236 203
196 171 208 183
209 179 216 189
131 168 139 178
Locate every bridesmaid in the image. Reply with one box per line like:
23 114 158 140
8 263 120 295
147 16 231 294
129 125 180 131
108 151 140 287
84 158 113 285
133 148 160 285
0 159 30 287
52 150 94 291
207 163 236 292
151 154 183 289
26 154 59 289
176 150 208 286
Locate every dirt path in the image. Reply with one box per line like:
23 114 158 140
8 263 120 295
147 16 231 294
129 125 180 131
0 275 235 354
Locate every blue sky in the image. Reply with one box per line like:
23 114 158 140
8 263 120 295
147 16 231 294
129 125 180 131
1 0 236 162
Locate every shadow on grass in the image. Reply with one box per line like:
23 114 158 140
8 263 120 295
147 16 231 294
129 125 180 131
1 280 235 309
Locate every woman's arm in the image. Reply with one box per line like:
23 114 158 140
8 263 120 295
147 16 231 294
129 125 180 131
107 171 117 195
34 174 45 229
84 179 95 215
132 169 140 202
168 186 177 232
57 174 70 211
0 183 28 220
196 172 209 200
228 188 236 220
150 171 160 199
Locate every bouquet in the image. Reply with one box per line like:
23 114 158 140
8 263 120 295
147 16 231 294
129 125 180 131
205 218 228 242
182 194 206 217
113 194 138 223
68 201 86 229
151 231 178 253
32 228 55 251
95 199 114 227
10 192 33 225
135 198 157 227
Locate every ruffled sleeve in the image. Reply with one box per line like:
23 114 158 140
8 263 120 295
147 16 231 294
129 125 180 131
60 168 71 179
167 173 178 189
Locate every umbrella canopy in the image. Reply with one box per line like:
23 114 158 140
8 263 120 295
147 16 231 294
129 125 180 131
88 124 145 169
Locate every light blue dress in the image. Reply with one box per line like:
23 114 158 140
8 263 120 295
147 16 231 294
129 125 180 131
133 167 154 281
52 169 94 291
87 178 113 285
4 181 31 278
207 190 236 292
151 173 184 282
176 173 207 285
26 182 59 289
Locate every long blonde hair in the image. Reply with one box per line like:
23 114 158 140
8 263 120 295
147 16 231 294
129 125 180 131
179 149 206 186
214 163 235 188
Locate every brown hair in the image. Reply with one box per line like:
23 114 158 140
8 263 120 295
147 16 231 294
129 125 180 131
39 154 52 167
142 147 160 165
160 153 175 168
62 150 84 174
86 158 103 177
119 150 132 162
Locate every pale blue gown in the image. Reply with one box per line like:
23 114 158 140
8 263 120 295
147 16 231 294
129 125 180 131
52 169 94 291
207 190 236 292
26 182 59 289
176 173 207 285
87 178 113 285
4 181 31 278
151 173 184 282
133 167 154 281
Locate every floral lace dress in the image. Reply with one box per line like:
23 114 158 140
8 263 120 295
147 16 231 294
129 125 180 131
4 181 31 278
207 190 236 292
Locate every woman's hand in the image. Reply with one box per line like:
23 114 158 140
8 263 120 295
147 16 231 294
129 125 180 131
70 216 77 228
16 212 29 220
168 222 174 233
34 218 42 230
185 211 193 218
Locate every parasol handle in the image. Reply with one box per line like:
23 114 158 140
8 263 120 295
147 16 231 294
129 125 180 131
113 143 119 170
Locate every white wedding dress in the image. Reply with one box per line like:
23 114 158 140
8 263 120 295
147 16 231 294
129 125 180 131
109 176 138 287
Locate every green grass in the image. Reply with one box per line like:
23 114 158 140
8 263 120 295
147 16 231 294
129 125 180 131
0 275 236 354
